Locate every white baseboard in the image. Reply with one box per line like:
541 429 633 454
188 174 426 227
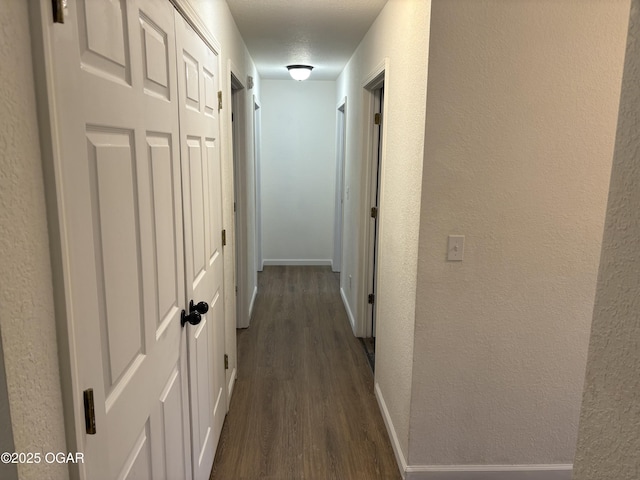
227 367 237 409
262 259 332 266
340 287 356 333
248 285 258 320
405 464 572 480
375 382 408 479
374 383 571 480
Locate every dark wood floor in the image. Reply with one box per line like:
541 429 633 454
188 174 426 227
210 266 400 480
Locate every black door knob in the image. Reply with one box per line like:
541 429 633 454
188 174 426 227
190 300 209 315
181 310 201 327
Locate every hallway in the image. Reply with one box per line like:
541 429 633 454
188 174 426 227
3 2 637 479
210 267 399 479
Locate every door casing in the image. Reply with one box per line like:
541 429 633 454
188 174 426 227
253 97 264 273
359 59 389 339
333 98 347 273
230 71 251 330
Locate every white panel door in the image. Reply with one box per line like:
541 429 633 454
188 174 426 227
48 0 191 478
174 12 227 480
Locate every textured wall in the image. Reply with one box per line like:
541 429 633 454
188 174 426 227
573 2 640 478
0 1 69 479
260 80 337 264
336 0 431 460
411 0 629 466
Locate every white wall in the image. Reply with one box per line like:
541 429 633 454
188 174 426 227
336 0 431 465
182 0 260 388
410 0 629 474
0 1 68 479
260 80 337 265
573 2 640 478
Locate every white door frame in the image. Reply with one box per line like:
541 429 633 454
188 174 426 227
230 71 250 330
253 97 264 272
358 59 389 339
28 4 83 472
29 1 230 478
332 98 347 273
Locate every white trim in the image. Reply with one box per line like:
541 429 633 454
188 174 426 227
362 58 388 88
229 62 249 332
226 367 237 409
358 58 390 338
253 96 264 272
170 0 221 54
29 4 84 477
332 96 347 273
373 383 571 480
248 286 258 321
340 287 356 333
262 259 332 266
405 464 572 480
228 59 246 88
375 382 407 479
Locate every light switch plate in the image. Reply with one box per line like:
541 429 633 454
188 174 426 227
448 235 465 261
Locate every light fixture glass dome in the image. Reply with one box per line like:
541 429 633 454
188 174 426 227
287 65 313 81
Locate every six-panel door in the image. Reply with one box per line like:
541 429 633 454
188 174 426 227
174 11 227 480
47 0 225 478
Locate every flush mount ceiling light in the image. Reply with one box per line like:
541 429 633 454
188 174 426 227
287 65 313 81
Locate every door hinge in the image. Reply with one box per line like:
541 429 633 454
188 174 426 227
371 206 378 219
224 354 229 370
368 293 375 305
233 202 236 213
83 388 97 435
374 113 382 125
222 229 226 246
235 286 238 296
218 90 223 111
52 0 65 23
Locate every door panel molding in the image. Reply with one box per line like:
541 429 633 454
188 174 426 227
175 10 226 480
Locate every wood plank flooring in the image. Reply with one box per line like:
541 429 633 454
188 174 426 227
210 266 400 480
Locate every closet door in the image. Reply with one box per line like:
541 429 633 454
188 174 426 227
174 11 227 480
47 0 191 478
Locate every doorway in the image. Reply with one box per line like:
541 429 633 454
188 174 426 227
333 99 347 273
362 70 386 370
231 73 250 329
368 85 384 338
253 98 263 273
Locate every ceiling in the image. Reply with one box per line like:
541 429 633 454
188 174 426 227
225 0 388 81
